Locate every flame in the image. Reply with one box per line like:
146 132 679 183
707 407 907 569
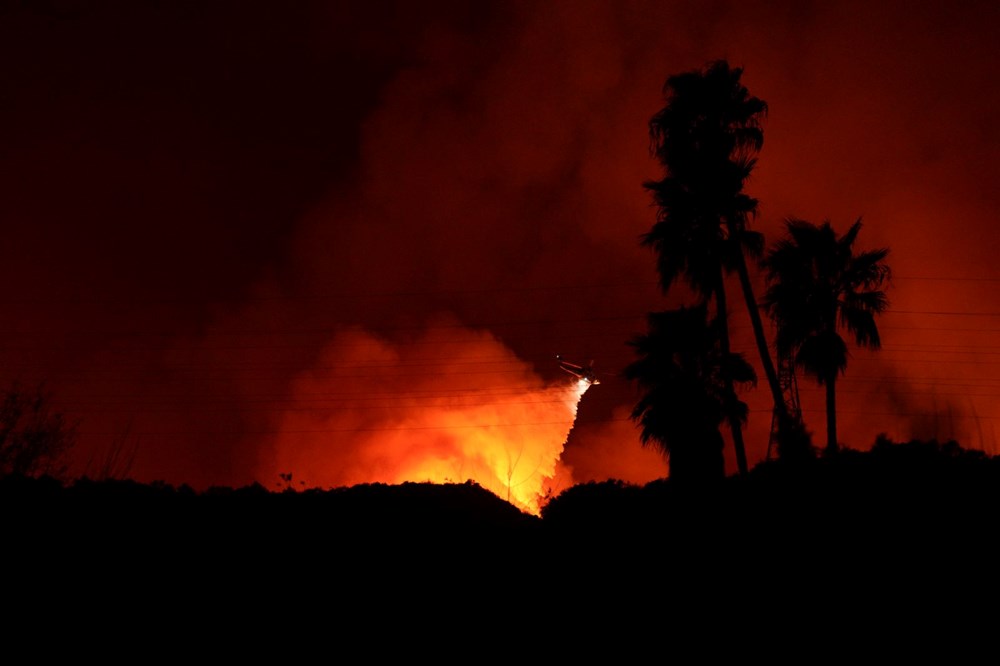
262 323 590 514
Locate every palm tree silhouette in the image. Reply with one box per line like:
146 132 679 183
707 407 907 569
624 305 756 482
643 60 799 472
762 219 890 454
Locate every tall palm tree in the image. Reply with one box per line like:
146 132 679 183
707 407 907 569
762 219 890 454
624 306 756 482
643 60 799 471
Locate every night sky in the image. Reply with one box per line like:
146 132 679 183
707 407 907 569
3 0 998 507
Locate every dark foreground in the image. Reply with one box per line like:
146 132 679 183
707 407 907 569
5 438 999 639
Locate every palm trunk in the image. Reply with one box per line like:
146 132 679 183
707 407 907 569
734 252 788 423
826 373 838 455
732 248 811 460
715 271 749 476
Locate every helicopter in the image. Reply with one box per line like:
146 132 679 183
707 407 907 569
556 355 601 385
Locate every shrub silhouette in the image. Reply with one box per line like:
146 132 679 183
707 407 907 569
0 382 76 478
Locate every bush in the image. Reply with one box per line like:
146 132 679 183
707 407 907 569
0 382 76 478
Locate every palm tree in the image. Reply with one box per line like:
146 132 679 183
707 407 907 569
643 60 800 471
762 219 890 454
624 305 756 482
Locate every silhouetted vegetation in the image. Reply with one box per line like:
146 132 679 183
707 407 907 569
624 305 755 482
763 219 891 453
83 421 140 481
640 60 808 472
0 61 956 619
6 437 995 582
542 436 1000 572
0 382 76 478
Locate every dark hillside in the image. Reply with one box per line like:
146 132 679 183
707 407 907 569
5 438 998 610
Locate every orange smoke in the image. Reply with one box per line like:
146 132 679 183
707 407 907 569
261 320 590 514
562 404 667 485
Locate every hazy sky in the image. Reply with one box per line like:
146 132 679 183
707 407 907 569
2 0 998 497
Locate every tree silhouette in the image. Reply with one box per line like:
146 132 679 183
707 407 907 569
643 60 801 473
762 218 890 454
0 382 76 478
624 306 756 482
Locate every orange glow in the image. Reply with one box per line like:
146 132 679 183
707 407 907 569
7 2 1000 491
262 322 591 514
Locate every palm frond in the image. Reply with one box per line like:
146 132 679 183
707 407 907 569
848 248 891 288
739 229 765 259
625 305 751 470
765 216 890 384
839 218 863 249
842 289 890 315
840 307 881 348
795 331 848 384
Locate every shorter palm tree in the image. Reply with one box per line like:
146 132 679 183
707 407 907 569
624 305 756 482
762 219 890 454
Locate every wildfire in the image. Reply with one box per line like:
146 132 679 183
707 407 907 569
263 324 591 514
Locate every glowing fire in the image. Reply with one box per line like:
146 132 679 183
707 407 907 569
263 324 591 514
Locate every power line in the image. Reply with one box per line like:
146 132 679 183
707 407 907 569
892 275 1000 283
0 273 994 307
0 313 647 338
80 418 614 437
73 404 1000 440
0 281 663 306
890 309 1000 317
